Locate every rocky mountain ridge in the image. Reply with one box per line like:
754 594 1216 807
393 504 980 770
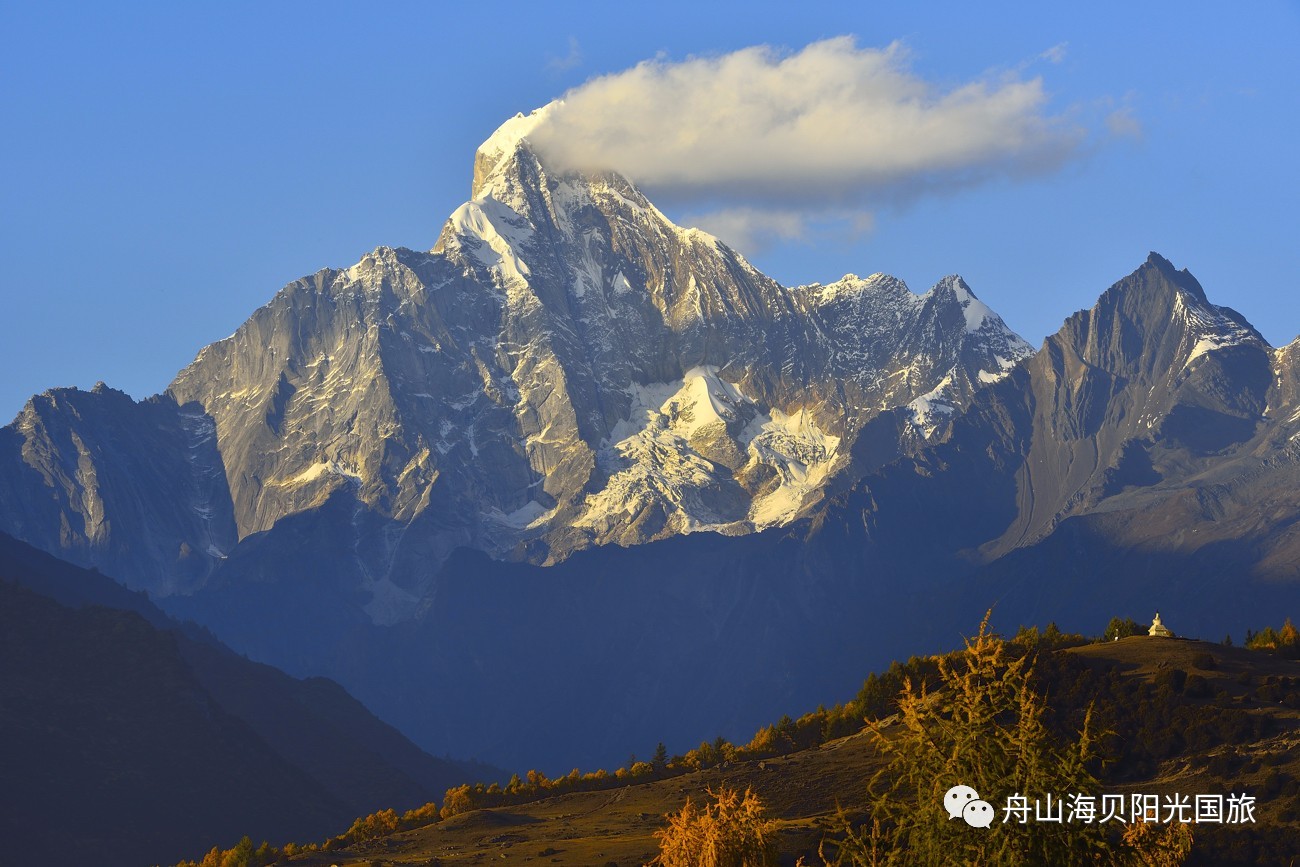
854 253 1279 554
0 110 1030 613
156 253 1300 772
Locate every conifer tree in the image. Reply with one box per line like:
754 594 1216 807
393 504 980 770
816 614 1190 866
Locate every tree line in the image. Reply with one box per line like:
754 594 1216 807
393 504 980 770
173 613 1300 866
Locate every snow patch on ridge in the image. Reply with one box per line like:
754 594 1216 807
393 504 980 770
803 272 909 307
977 355 1021 383
946 276 995 333
745 406 841 527
273 461 363 488
908 374 958 438
1175 291 1260 370
447 197 535 290
576 367 839 536
488 499 556 530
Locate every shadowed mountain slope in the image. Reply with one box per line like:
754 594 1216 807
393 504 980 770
0 532 494 867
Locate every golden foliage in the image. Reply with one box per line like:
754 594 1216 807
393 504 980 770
651 786 779 867
175 836 275 867
346 806 400 841
817 612 1191 866
1123 821 1195 867
1282 618 1300 647
1246 617 1300 655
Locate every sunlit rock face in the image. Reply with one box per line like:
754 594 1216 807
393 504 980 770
0 112 1054 771
1 111 1030 611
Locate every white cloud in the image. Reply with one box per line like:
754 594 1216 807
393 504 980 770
679 207 808 254
526 36 1084 249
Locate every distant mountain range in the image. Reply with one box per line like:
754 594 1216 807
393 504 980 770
2 110 1297 774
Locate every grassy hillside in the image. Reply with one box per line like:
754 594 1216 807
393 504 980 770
248 633 1300 867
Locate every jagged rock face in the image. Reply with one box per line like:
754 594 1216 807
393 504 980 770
983 253 1272 556
996 314 1300 586
824 253 1284 583
0 384 236 594
152 115 1029 581
805 272 1034 438
0 114 1028 608
744 252 1300 677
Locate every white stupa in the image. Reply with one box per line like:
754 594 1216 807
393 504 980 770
1148 612 1173 638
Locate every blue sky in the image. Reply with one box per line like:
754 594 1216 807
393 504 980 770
3 2 1298 421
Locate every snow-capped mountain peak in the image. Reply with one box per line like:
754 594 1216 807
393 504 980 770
470 105 554 199
927 274 995 333
1 106 1037 625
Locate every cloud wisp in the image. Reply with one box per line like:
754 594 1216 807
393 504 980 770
1039 42 1069 64
525 37 1087 252
675 206 877 256
546 36 583 72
